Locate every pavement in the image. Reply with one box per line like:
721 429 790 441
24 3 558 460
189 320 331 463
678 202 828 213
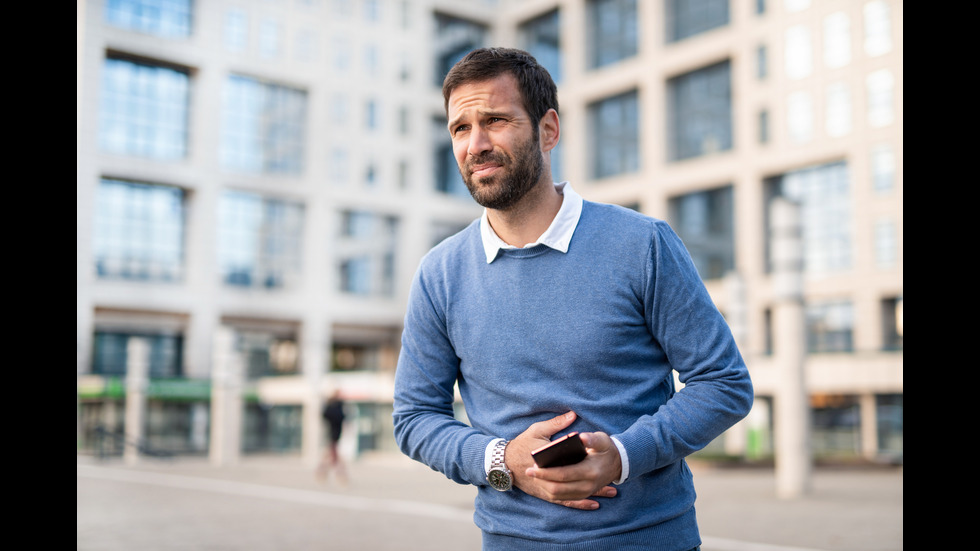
77 452 902 551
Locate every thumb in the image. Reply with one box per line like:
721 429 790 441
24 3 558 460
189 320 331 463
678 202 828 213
528 411 577 439
578 431 613 452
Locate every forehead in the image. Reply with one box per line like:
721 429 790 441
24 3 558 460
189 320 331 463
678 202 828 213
447 73 526 121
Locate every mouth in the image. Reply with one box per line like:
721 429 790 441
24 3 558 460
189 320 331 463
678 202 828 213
469 163 501 179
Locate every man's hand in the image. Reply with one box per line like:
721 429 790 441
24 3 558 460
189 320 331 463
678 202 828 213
505 411 622 510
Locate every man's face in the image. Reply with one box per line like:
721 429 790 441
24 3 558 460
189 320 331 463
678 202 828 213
447 74 544 211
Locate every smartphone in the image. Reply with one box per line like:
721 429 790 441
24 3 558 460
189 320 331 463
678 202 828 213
531 432 587 468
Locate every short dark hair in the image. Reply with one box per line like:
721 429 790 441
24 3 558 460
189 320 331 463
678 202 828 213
442 47 559 125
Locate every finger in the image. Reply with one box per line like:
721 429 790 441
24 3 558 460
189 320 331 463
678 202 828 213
578 431 612 452
555 498 601 511
528 411 576 439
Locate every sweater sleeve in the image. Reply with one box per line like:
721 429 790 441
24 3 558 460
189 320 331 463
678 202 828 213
614 221 754 477
392 264 494 486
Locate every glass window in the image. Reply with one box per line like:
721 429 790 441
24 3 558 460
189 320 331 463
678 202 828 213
221 75 307 174
874 217 897 270
237 330 299 378
825 82 852 138
665 0 729 43
758 109 770 144
590 90 640 178
863 0 893 57
784 24 812 80
765 161 852 277
668 186 734 280
866 69 894 128
756 44 768 80
224 9 248 52
434 117 470 198
259 19 280 58
823 11 851 69
100 57 189 160
434 14 486 86
786 90 813 143
805 300 853 353
337 211 399 297
104 0 192 37
871 143 895 193
668 60 732 161
92 331 184 378
520 10 562 83
587 0 637 69
880 298 903 351
94 178 185 282
218 191 305 289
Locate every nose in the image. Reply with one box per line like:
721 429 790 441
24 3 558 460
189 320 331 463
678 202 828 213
466 125 493 157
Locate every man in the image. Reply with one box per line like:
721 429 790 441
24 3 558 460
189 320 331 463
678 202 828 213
393 47 753 551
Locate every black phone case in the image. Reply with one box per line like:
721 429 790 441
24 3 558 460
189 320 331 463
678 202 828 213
531 432 587 468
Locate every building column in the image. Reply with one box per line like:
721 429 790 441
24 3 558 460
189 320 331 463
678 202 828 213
723 270 749 457
859 393 879 460
770 198 811 499
210 326 243 466
301 318 328 468
124 337 149 465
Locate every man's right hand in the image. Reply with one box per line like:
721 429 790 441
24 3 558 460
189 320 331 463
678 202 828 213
505 411 619 510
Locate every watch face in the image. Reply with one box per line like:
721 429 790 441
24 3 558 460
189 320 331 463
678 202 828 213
488 469 512 491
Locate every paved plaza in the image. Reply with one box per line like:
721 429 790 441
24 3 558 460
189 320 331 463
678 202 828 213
77 453 902 551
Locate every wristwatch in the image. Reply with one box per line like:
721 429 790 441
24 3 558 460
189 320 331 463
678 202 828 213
486 439 513 491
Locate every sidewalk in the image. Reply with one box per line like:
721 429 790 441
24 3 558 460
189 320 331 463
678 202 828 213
77 453 902 551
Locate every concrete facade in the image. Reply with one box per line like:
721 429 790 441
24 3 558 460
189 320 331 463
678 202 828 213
77 0 902 466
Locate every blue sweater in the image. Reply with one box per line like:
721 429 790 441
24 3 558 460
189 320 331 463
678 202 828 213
393 201 753 550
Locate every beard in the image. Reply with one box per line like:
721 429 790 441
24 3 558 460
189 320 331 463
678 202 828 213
460 131 544 211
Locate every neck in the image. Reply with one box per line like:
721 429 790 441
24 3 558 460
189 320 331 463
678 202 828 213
486 180 563 247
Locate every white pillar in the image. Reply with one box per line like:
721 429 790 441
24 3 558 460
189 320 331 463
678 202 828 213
210 326 243 466
124 337 149 465
301 318 328 468
723 271 749 457
770 198 811 499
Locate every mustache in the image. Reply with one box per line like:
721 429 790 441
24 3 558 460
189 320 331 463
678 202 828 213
465 151 508 171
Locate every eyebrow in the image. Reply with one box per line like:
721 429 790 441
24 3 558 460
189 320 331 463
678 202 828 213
448 110 513 132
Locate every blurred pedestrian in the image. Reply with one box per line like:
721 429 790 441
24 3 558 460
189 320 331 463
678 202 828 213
317 390 347 484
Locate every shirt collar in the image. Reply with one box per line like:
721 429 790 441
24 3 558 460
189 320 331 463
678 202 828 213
479 182 583 264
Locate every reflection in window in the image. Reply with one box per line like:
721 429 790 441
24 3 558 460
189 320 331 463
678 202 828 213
434 14 486 85
589 90 639 178
784 24 812 81
863 0 892 57
765 161 852 277
337 211 399 297
665 0 729 43
221 75 307 174
668 186 734 280
100 57 189 160
237 330 299 378
587 0 637 69
822 12 851 69
94 178 184 282
92 331 184 378
520 10 562 83
434 117 470 198
218 191 304 289
805 300 853 353
104 0 192 37
668 61 732 161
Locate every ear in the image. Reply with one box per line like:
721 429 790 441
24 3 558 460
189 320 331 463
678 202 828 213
538 109 560 153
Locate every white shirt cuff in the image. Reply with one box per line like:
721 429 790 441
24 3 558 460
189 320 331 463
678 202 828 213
611 436 629 484
485 438 504 475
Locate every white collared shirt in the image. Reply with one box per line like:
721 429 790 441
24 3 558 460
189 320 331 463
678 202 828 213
479 181 582 263
480 182 630 485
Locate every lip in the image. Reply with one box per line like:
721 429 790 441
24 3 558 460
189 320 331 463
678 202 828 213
469 163 501 178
